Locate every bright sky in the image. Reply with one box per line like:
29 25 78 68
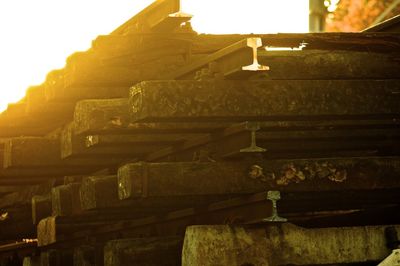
0 0 308 112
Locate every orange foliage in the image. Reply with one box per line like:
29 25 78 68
326 0 400 32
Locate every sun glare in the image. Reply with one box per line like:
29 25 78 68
0 0 308 112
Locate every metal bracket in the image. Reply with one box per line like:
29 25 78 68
263 191 287 223
242 38 270 72
240 122 267 153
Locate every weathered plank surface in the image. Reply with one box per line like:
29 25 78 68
190 33 400 53
110 0 180 35
44 69 130 102
73 246 95 266
73 99 130 135
258 49 400 79
3 137 59 168
80 175 119 210
118 157 400 200
104 237 183 266
52 183 82 217
129 80 400 122
32 194 52 225
0 182 53 209
64 51 141 88
23 256 40 266
60 124 148 160
182 224 400 265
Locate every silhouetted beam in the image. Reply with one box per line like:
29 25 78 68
164 37 268 80
129 80 400 122
111 0 181 35
64 51 141 88
167 37 400 80
0 181 53 209
2 136 119 169
257 49 400 79
190 33 400 53
142 120 400 162
117 157 400 201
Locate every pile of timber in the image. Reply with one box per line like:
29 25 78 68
0 0 400 265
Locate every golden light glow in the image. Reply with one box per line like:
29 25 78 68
0 0 308 112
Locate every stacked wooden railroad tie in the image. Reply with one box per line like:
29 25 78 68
0 0 400 264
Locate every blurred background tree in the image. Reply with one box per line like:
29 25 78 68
325 0 400 31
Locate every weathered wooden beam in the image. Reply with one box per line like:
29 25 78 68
92 33 195 60
79 174 228 213
117 157 400 201
167 38 400 80
51 183 82 217
61 127 145 160
111 0 180 35
190 32 400 53
153 124 400 161
0 182 53 209
41 189 400 247
73 98 129 135
64 51 141 88
182 224 400 265
3 136 121 170
80 175 119 211
40 249 73 266
22 256 40 266
71 98 229 136
32 194 52 225
257 49 400 79
129 80 400 123
3 137 59 168
164 37 264 80
104 237 183 266
73 246 95 266
44 69 130 102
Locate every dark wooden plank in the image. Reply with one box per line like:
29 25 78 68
191 33 400 53
0 182 53 209
64 51 141 88
2 137 59 169
111 0 180 35
51 183 82 217
3 136 122 169
80 175 119 211
40 249 73 266
32 194 52 225
44 69 130 102
257 49 400 80
129 80 400 122
118 157 400 200
73 246 95 266
73 99 129 135
104 237 183 266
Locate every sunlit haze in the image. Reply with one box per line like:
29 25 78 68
0 0 308 112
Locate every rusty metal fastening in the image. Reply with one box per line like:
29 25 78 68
263 191 287 223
